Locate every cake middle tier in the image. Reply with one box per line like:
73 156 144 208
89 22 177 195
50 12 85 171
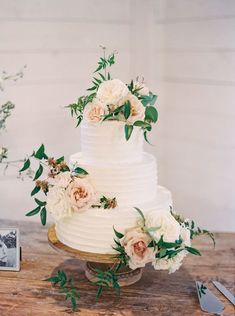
70 152 158 206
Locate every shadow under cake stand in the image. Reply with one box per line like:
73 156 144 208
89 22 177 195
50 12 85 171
48 225 143 287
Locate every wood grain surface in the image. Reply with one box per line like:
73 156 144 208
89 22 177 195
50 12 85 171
0 219 234 316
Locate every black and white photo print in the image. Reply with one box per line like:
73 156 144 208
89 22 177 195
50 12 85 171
0 228 20 271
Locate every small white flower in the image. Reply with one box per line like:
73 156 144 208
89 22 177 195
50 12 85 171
97 79 129 106
145 210 181 243
120 227 155 270
83 98 107 123
66 177 96 212
46 186 73 220
134 81 149 96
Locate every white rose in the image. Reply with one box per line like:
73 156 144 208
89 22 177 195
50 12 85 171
66 177 95 212
46 186 73 220
119 93 145 124
145 210 181 243
83 98 107 123
120 227 155 270
153 250 186 274
97 79 129 105
52 171 72 188
134 81 149 96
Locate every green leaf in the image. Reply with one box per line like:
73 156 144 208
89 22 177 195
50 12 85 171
113 227 124 239
70 296 77 311
44 276 60 283
87 86 97 91
134 207 145 223
35 198 46 207
98 72 105 80
25 206 41 217
124 124 133 141
145 106 158 123
123 101 131 120
133 120 151 128
31 185 40 196
33 164 43 181
40 207 47 226
185 246 201 256
94 64 102 73
159 248 167 258
73 167 88 175
19 158 30 172
34 144 47 159
56 156 64 164
96 285 103 299
144 131 151 145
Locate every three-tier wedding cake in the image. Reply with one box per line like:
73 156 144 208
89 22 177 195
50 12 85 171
23 51 211 276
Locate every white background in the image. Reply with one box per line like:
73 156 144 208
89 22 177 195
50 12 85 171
0 0 234 231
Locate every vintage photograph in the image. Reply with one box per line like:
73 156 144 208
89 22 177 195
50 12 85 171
0 228 20 271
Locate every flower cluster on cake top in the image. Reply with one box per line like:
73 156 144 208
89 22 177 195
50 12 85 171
67 47 158 142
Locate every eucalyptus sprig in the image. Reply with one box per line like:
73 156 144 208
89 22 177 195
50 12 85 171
67 94 96 127
67 47 117 127
94 268 120 299
170 209 215 247
44 270 80 312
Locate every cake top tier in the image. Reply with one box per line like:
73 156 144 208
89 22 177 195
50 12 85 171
81 121 144 163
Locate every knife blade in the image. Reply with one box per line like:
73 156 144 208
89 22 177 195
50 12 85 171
196 281 224 315
213 281 235 306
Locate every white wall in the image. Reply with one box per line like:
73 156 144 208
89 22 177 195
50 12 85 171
154 0 235 232
0 0 234 231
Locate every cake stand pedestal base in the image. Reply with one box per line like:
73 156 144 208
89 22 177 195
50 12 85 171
48 225 143 287
85 262 143 287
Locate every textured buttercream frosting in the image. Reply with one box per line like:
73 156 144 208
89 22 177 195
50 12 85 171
56 121 173 254
56 186 172 254
81 121 143 163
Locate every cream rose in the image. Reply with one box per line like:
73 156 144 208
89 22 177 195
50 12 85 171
145 210 181 243
119 93 145 124
83 98 106 123
97 79 129 105
120 228 155 270
134 81 149 96
66 177 95 212
46 186 73 220
52 171 72 188
153 250 186 274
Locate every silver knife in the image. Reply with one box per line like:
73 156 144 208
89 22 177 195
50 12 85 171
213 281 235 306
196 281 224 315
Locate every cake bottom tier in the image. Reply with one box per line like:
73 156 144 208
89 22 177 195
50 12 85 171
56 186 172 254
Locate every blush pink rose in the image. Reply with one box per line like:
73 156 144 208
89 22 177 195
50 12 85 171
66 177 95 212
121 228 155 270
83 98 106 123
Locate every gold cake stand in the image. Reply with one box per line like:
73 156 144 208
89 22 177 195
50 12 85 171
48 225 143 287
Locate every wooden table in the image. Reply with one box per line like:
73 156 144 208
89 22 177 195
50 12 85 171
0 220 234 316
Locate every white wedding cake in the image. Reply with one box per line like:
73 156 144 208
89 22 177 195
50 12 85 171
22 52 210 275
56 121 172 254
